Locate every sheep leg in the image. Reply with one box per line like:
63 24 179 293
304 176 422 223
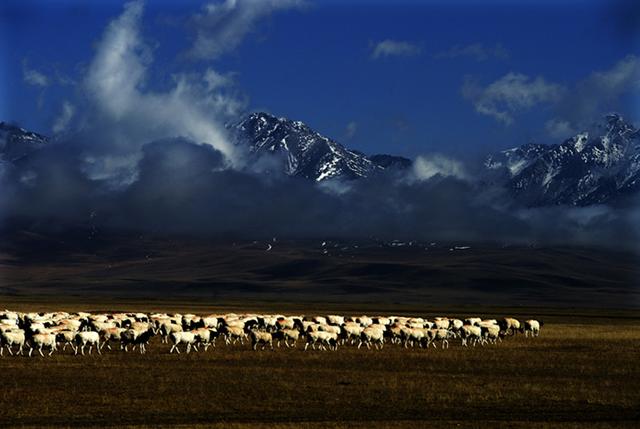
38 347 44 357
97 343 102 355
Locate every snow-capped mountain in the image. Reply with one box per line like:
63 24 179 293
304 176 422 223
485 114 640 206
0 122 48 162
229 112 409 181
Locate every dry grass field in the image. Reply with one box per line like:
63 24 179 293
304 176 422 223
0 300 638 428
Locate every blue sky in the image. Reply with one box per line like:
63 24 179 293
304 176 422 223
2 0 639 159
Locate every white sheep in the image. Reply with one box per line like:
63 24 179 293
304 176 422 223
1 329 26 356
460 325 482 347
305 331 338 351
523 320 542 337
28 333 57 357
75 331 101 355
250 331 273 350
358 326 385 350
169 331 197 354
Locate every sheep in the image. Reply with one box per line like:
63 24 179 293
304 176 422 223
304 331 338 351
341 323 364 345
1 329 26 356
499 317 521 335
222 326 246 345
99 327 125 351
74 331 101 355
121 327 155 354
481 324 503 345
192 327 218 351
250 331 273 351
273 329 300 348
430 328 453 349
275 317 295 331
358 326 385 350
460 325 482 347
158 321 182 344
387 323 408 345
169 331 197 354
434 318 450 330
465 317 482 326
326 315 345 326
28 333 57 357
449 319 464 337
55 329 77 352
523 319 543 337
404 328 428 348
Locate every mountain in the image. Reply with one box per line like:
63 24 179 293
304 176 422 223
369 154 413 170
229 112 410 181
0 122 48 162
4 112 640 206
485 114 640 206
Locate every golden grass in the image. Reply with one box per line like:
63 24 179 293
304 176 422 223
0 304 638 428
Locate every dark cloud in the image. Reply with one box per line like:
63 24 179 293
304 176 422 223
1 134 637 250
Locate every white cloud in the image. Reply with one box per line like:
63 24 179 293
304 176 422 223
23 67 49 87
412 154 468 181
462 73 565 124
83 0 244 175
544 118 576 139
435 43 508 62
551 55 640 132
371 40 421 60
344 121 357 140
187 0 303 61
52 101 76 134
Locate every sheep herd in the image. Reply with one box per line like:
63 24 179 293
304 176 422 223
0 309 543 357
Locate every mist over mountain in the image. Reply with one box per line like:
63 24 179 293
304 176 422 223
1 112 638 249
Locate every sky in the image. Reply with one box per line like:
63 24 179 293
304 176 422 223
1 0 640 249
1 0 639 160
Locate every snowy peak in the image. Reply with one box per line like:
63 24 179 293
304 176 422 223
0 122 48 162
485 114 640 206
230 112 383 181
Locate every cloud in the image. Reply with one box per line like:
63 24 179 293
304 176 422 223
187 0 303 61
412 154 468 182
23 66 49 87
344 121 357 140
435 43 509 62
371 40 421 59
2 0 638 253
544 118 576 139
81 0 245 181
551 55 640 132
462 73 566 124
52 101 76 134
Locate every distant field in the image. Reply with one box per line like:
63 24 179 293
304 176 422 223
1 232 638 307
0 302 638 428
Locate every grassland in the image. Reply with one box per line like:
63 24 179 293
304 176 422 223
0 301 638 428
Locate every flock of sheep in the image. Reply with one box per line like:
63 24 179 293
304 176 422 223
0 309 543 357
